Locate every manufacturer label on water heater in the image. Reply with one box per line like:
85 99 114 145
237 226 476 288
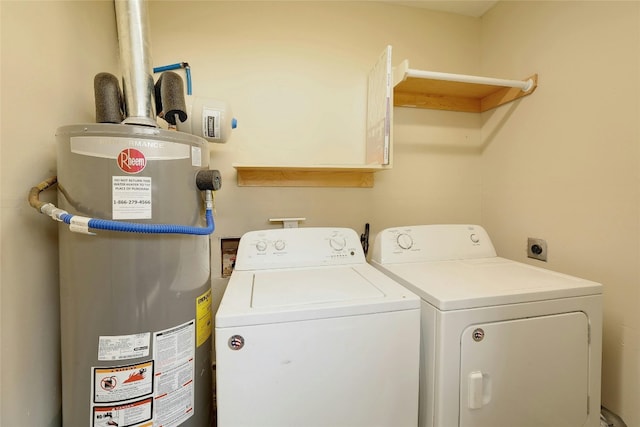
117 148 147 174
70 136 190 161
98 332 151 361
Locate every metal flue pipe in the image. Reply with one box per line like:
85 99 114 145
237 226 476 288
114 0 157 126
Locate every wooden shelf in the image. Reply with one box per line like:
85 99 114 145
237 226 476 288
393 60 537 113
233 165 387 188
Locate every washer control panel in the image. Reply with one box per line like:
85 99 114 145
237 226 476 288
235 227 365 271
370 224 497 264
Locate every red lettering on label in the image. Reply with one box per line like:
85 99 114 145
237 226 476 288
117 148 146 174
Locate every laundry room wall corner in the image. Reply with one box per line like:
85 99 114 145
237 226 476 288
480 2 640 425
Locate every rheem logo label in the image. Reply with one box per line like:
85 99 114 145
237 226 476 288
117 148 146 174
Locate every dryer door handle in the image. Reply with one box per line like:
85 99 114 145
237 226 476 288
468 371 492 409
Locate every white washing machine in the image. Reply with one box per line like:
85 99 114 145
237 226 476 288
370 224 603 427
215 227 421 427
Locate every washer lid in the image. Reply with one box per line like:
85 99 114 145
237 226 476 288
372 257 602 311
252 267 382 307
215 264 419 327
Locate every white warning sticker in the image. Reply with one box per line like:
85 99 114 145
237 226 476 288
98 332 150 361
153 320 195 427
112 176 152 220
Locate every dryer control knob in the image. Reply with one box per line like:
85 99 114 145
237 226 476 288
470 233 480 243
256 240 268 252
397 233 414 250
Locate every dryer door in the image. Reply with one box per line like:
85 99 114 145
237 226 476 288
459 312 589 427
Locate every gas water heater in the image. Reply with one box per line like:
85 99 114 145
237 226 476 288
29 1 217 426
56 124 215 427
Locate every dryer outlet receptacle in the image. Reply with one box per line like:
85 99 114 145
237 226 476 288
527 238 547 262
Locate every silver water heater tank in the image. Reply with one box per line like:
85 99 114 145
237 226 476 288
56 123 213 426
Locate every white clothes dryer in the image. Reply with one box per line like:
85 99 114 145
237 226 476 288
215 227 421 427
370 224 602 427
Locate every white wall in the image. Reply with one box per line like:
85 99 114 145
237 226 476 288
147 0 485 339
148 1 484 234
1 1 482 425
1 1 119 426
8 1 637 425
481 1 640 425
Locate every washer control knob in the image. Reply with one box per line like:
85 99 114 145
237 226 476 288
274 240 286 251
397 233 413 250
255 240 268 252
329 236 347 251
470 233 480 244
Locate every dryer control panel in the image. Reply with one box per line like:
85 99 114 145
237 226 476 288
370 224 497 264
235 227 366 271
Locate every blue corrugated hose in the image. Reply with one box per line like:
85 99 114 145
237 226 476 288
59 209 214 235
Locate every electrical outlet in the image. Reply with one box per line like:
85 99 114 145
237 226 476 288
527 238 547 262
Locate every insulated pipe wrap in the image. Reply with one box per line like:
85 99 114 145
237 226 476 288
154 72 187 125
94 73 124 123
196 170 222 191
28 176 58 211
114 0 157 126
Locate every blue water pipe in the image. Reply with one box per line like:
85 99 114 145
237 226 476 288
153 62 192 95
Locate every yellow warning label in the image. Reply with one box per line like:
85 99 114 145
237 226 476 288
196 288 212 347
